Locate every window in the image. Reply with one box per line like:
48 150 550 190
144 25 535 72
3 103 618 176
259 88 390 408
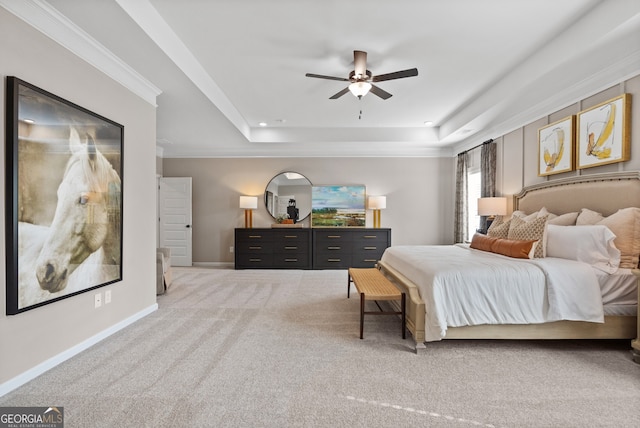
467 169 481 240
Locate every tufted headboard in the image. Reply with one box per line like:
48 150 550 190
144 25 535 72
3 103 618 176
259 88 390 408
514 171 640 216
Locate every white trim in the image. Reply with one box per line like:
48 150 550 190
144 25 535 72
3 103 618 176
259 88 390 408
0 303 158 397
193 262 234 269
0 0 162 106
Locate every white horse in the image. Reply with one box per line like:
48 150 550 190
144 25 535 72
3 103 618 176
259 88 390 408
32 127 121 295
19 222 118 309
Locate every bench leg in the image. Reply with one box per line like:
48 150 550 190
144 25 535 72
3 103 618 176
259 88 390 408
347 273 351 298
401 293 406 340
360 292 365 339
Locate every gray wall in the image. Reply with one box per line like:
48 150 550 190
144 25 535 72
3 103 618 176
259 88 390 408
162 157 455 264
0 9 157 386
496 74 640 198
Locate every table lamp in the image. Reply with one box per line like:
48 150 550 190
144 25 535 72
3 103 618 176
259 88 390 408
368 196 387 228
240 196 258 228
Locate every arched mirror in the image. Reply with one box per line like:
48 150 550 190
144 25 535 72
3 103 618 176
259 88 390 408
264 172 312 223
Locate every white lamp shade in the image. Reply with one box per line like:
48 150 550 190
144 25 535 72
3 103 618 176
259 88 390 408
368 195 387 210
349 81 372 97
239 196 258 210
477 197 507 216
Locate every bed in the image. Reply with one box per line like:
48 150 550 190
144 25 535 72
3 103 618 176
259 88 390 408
377 171 640 356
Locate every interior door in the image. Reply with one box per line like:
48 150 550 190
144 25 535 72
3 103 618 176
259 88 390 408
159 177 193 266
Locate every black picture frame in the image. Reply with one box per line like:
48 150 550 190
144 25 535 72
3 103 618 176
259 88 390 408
5 77 124 314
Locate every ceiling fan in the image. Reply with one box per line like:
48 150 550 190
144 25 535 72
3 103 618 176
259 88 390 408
305 50 418 100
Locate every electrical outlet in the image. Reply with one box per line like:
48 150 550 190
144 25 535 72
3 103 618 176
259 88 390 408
105 290 112 304
94 293 102 308
229 246 234 253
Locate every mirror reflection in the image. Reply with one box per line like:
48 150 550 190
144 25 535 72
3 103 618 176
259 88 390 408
264 172 312 222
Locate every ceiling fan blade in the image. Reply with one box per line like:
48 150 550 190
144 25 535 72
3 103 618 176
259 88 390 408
372 68 418 82
369 84 393 100
353 50 367 78
305 73 349 82
329 87 350 99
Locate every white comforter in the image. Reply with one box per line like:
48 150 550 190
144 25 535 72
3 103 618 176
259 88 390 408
380 245 604 341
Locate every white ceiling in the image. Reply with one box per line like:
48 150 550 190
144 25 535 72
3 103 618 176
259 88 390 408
4 0 640 157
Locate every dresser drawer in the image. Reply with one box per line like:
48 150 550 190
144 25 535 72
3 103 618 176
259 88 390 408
351 249 384 268
235 240 273 254
273 254 310 268
235 254 273 268
313 254 352 269
273 233 309 252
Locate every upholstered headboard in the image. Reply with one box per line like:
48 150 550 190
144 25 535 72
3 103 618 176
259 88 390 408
514 171 640 216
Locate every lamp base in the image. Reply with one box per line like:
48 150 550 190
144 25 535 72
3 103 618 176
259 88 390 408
244 209 253 228
373 209 381 228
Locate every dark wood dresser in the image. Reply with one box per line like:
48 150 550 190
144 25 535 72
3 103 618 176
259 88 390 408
234 228 391 270
312 228 391 269
234 228 312 269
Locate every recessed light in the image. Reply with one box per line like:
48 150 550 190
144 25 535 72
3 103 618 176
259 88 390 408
423 121 434 127
22 118 35 124
259 122 267 127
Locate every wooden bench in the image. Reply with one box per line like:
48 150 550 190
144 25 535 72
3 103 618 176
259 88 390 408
348 267 406 339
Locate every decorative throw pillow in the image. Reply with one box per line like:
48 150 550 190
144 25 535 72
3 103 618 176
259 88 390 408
576 207 640 269
507 215 548 258
511 210 539 222
487 216 511 239
548 211 579 226
576 208 604 225
470 233 538 259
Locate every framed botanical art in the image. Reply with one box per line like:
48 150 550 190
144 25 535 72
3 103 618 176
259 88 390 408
5 77 124 314
538 115 575 176
577 93 631 169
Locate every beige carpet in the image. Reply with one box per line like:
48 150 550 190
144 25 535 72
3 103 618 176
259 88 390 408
2 267 639 427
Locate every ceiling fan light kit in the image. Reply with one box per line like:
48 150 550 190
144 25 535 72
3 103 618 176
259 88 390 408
306 50 418 100
349 81 372 98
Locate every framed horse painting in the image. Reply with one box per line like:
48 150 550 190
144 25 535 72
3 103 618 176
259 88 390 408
5 77 124 314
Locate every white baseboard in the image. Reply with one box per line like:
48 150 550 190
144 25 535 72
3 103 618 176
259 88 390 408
192 262 234 269
0 303 158 397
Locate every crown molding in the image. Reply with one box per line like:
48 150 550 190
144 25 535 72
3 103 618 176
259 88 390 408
0 0 161 106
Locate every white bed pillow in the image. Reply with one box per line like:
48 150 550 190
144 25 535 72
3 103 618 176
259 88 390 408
575 207 640 269
546 224 620 273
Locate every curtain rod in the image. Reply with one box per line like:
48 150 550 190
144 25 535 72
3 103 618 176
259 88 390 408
459 138 494 155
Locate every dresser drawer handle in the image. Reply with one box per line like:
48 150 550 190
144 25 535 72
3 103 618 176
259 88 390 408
327 235 341 239
285 258 298 262
284 235 298 238
364 246 377 250
249 258 262 262
328 246 341 250
249 246 262 250
363 235 378 239
284 246 298 250
364 259 377 262
327 258 341 262
248 235 262 239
